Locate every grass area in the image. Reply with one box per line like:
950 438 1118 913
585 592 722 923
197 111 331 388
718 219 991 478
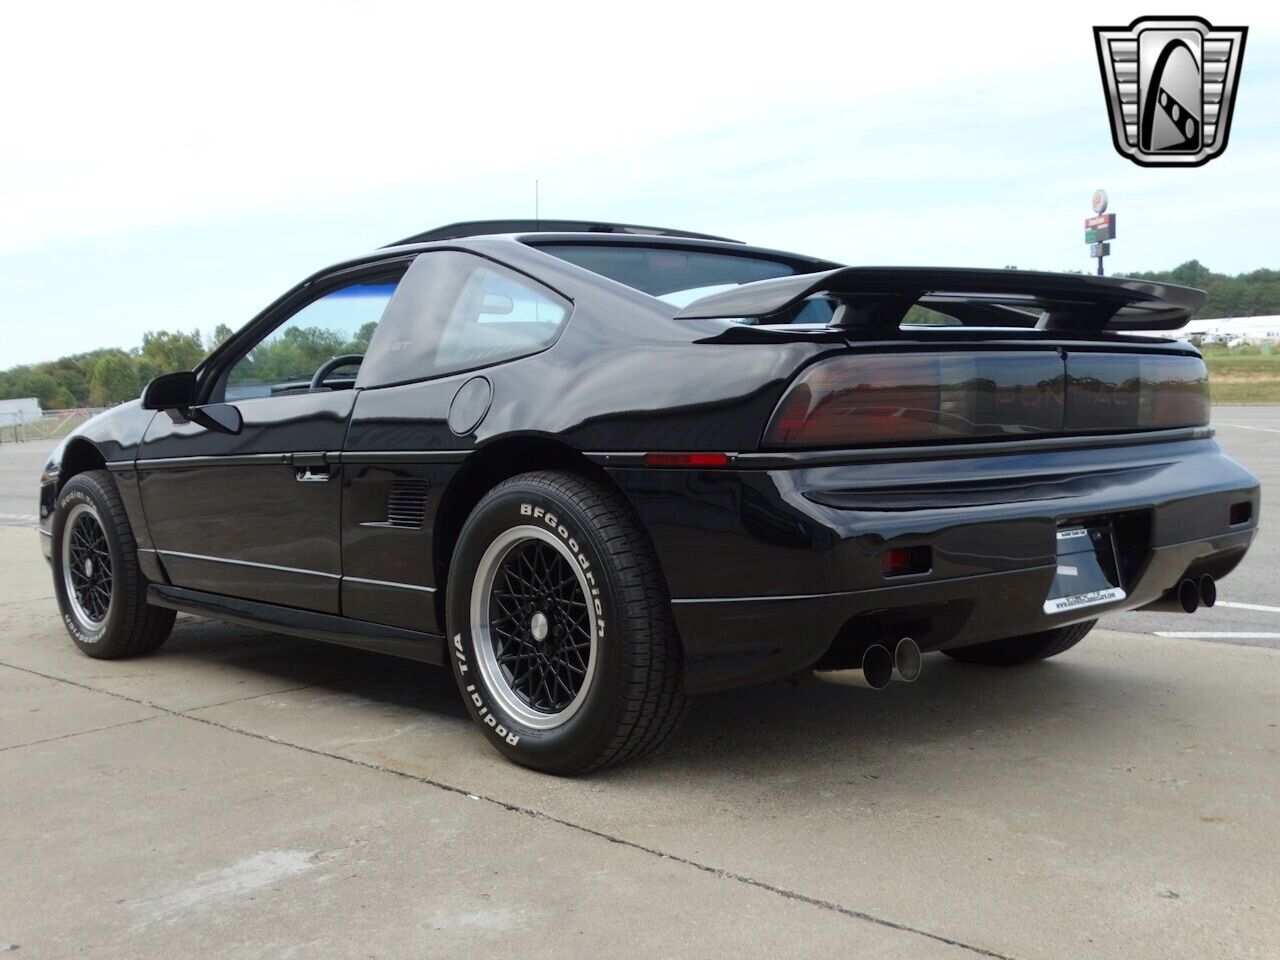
1202 344 1280 403
1211 381 1280 404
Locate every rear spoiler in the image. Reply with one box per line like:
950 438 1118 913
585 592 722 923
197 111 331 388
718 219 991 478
672 267 1205 332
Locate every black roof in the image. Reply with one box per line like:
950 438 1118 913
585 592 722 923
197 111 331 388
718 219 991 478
385 220 741 248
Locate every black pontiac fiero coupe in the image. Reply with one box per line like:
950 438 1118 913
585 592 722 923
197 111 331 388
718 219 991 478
40 220 1259 772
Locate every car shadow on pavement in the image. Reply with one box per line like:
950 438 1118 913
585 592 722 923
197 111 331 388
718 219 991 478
153 617 1175 793
621 651 1181 792
155 616 468 717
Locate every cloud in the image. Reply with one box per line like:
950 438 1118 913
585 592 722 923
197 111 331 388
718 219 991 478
1 1 1277 366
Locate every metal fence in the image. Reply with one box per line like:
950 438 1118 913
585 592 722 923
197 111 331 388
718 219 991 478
0 408 106 444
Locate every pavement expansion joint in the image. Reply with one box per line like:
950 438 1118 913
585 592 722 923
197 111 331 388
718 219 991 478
1 657 1023 960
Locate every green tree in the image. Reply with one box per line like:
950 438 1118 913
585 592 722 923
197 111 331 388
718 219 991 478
19 371 66 409
42 357 91 405
351 320 378 353
89 351 140 405
1121 263 1280 319
140 329 205 374
208 324 234 350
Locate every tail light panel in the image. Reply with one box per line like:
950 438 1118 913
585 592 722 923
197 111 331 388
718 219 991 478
1063 353 1209 432
764 351 1209 449
764 352 1064 447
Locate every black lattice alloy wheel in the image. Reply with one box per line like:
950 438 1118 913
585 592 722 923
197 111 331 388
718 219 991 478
448 471 687 774
471 525 598 728
61 501 113 630
52 470 175 659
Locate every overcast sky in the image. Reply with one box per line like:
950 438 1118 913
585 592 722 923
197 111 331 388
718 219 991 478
1 1 1276 367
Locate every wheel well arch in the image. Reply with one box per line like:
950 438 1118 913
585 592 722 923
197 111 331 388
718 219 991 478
431 436 627 629
58 437 107 489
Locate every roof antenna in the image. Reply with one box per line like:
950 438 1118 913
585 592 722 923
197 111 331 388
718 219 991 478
534 179 540 229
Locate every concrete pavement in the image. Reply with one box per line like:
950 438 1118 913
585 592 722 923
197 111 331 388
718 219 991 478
0 436 48 522
2 524 1277 959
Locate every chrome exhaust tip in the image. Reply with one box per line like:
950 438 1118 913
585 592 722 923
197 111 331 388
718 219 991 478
859 644 894 690
1178 578 1200 614
1138 578 1202 614
892 637 922 683
816 643 894 690
1198 574 1217 609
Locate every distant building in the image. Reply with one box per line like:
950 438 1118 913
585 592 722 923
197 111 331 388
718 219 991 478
1134 316 1280 345
0 397 43 424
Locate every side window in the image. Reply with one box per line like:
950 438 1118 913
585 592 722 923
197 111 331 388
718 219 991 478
223 279 400 401
357 252 570 389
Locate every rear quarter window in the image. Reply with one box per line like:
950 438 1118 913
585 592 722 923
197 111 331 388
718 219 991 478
357 252 570 388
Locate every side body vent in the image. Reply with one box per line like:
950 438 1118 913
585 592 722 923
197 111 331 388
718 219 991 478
362 479 430 529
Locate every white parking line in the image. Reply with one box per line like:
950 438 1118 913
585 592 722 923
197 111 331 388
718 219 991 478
1216 601 1280 614
0 513 38 526
1155 631 1280 639
1216 422 1280 434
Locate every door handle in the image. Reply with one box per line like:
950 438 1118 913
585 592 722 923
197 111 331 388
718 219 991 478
295 465 331 483
289 451 331 482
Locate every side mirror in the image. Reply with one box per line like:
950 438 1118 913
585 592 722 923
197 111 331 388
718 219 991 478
142 371 197 411
189 403 243 435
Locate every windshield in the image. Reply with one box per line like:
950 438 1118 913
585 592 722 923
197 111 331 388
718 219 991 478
536 244 800 306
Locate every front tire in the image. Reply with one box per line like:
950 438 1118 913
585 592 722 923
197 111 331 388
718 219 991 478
942 620 1096 666
447 471 686 774
52 470 175 659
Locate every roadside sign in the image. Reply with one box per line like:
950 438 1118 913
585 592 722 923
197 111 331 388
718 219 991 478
1085 191 1114 276
1083 214 1116 242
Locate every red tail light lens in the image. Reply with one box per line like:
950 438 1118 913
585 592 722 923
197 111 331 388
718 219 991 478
1229 501 1252 526
882 545 931 576
643 452 730 467
764 353 1064 448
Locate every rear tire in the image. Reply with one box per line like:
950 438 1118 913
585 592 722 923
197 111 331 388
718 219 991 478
52 470 175 659
446 471 687 774
942 620 1096 666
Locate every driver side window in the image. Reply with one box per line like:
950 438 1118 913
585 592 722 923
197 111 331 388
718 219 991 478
224 279 400 401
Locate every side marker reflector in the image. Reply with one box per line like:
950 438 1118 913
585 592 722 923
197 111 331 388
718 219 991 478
643 452 730 467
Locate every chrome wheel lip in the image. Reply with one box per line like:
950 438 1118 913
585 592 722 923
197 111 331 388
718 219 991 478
61 501 112 635
470 524 598 731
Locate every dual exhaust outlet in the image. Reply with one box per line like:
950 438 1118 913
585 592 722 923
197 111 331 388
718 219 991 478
1142 574 1217 614
817 637 922 691
815 575 1219 690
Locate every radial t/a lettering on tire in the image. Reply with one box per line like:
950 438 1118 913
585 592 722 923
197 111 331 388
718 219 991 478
447 471 687 774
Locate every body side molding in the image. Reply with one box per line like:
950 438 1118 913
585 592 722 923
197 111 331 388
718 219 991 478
147 584 446 664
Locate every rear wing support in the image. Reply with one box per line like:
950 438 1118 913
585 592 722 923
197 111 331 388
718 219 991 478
672 266 1205 332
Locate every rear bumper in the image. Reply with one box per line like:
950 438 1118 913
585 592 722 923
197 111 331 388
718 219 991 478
607 435 1260 693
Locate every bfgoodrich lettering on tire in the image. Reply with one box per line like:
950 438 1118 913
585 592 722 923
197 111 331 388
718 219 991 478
447 470 687 774
51 470 175 660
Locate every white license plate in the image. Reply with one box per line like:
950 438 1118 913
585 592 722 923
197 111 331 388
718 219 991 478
1043 586 1126 615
